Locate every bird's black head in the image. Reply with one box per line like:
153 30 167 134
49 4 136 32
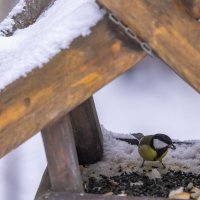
153 134 176 150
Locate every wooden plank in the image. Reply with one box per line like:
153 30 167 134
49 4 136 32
42 115 83 192
182 0 200 19
70 97 103 165
0 17 145 158
97 0 200 92
37 191 168 200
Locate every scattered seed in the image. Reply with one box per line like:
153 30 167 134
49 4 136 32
104 192 113 196
86 170 200 198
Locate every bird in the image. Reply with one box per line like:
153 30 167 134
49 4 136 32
115 133 176 168
138 134 176 168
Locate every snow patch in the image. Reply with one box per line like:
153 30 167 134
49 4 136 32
0 0 26 35
0 0 104 90
82 126 200 182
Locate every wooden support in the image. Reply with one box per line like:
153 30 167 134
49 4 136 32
0 17 145 158
70 97 103 165
41 115 84 192
36 97 103 198
97 0 200 93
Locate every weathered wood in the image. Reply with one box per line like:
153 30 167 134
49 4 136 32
37 191 168 200
182 0 200 19
0 17 145 158
97 0 200 93
42 115 83 192
70 97 103 165
0 0 55 36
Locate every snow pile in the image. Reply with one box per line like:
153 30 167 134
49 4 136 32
0 0 104 90
0 0 26 35
82 126 200 181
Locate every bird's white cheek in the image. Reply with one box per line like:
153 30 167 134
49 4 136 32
153 139 168 149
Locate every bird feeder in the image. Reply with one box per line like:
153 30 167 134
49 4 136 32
0 0 200 200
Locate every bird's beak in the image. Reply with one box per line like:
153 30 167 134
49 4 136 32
169 143 176 150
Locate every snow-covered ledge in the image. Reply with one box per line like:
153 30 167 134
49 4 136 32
0 0 145 159
0 0 104 91
0 0 56 36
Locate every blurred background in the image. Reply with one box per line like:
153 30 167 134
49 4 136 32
0 0 200 199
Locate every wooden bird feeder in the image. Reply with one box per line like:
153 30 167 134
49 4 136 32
0 0 200 200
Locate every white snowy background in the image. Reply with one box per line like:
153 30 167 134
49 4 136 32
0 0 200 199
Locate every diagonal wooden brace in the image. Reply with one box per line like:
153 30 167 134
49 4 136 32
97 0 200 92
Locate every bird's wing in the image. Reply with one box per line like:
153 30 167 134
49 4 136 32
131 133 144 140
115 138 139 145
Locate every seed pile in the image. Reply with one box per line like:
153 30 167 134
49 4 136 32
85 170 200 198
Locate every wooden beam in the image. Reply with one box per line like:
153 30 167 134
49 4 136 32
70 97 103 165
0 17 145 158
36 191 167 200
42 115 84 192
97 0 200 93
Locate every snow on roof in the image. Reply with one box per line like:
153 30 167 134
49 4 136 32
0 0 26 35
82 126 200 182
0 0 104 90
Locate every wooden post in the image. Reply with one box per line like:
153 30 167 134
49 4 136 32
70 97 103 165
41 115 83 192
36 97 103 198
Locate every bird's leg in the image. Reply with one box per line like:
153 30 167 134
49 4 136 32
160 160 166 168
141 160 145 167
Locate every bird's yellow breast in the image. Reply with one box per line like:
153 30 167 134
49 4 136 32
138 144 168 161
138 144 157 161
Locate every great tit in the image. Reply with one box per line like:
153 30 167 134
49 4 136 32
138 134 176 168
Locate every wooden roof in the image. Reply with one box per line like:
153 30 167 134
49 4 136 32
98 0 200 91
0 0 200 158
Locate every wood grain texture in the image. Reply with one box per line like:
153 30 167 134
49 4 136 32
42 115 83 192
70 97 103 165
182 0 200 18
97 0 200 92
0 17 145 158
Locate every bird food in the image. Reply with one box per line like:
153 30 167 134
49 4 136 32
84 169 200 198
82 128 200 198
